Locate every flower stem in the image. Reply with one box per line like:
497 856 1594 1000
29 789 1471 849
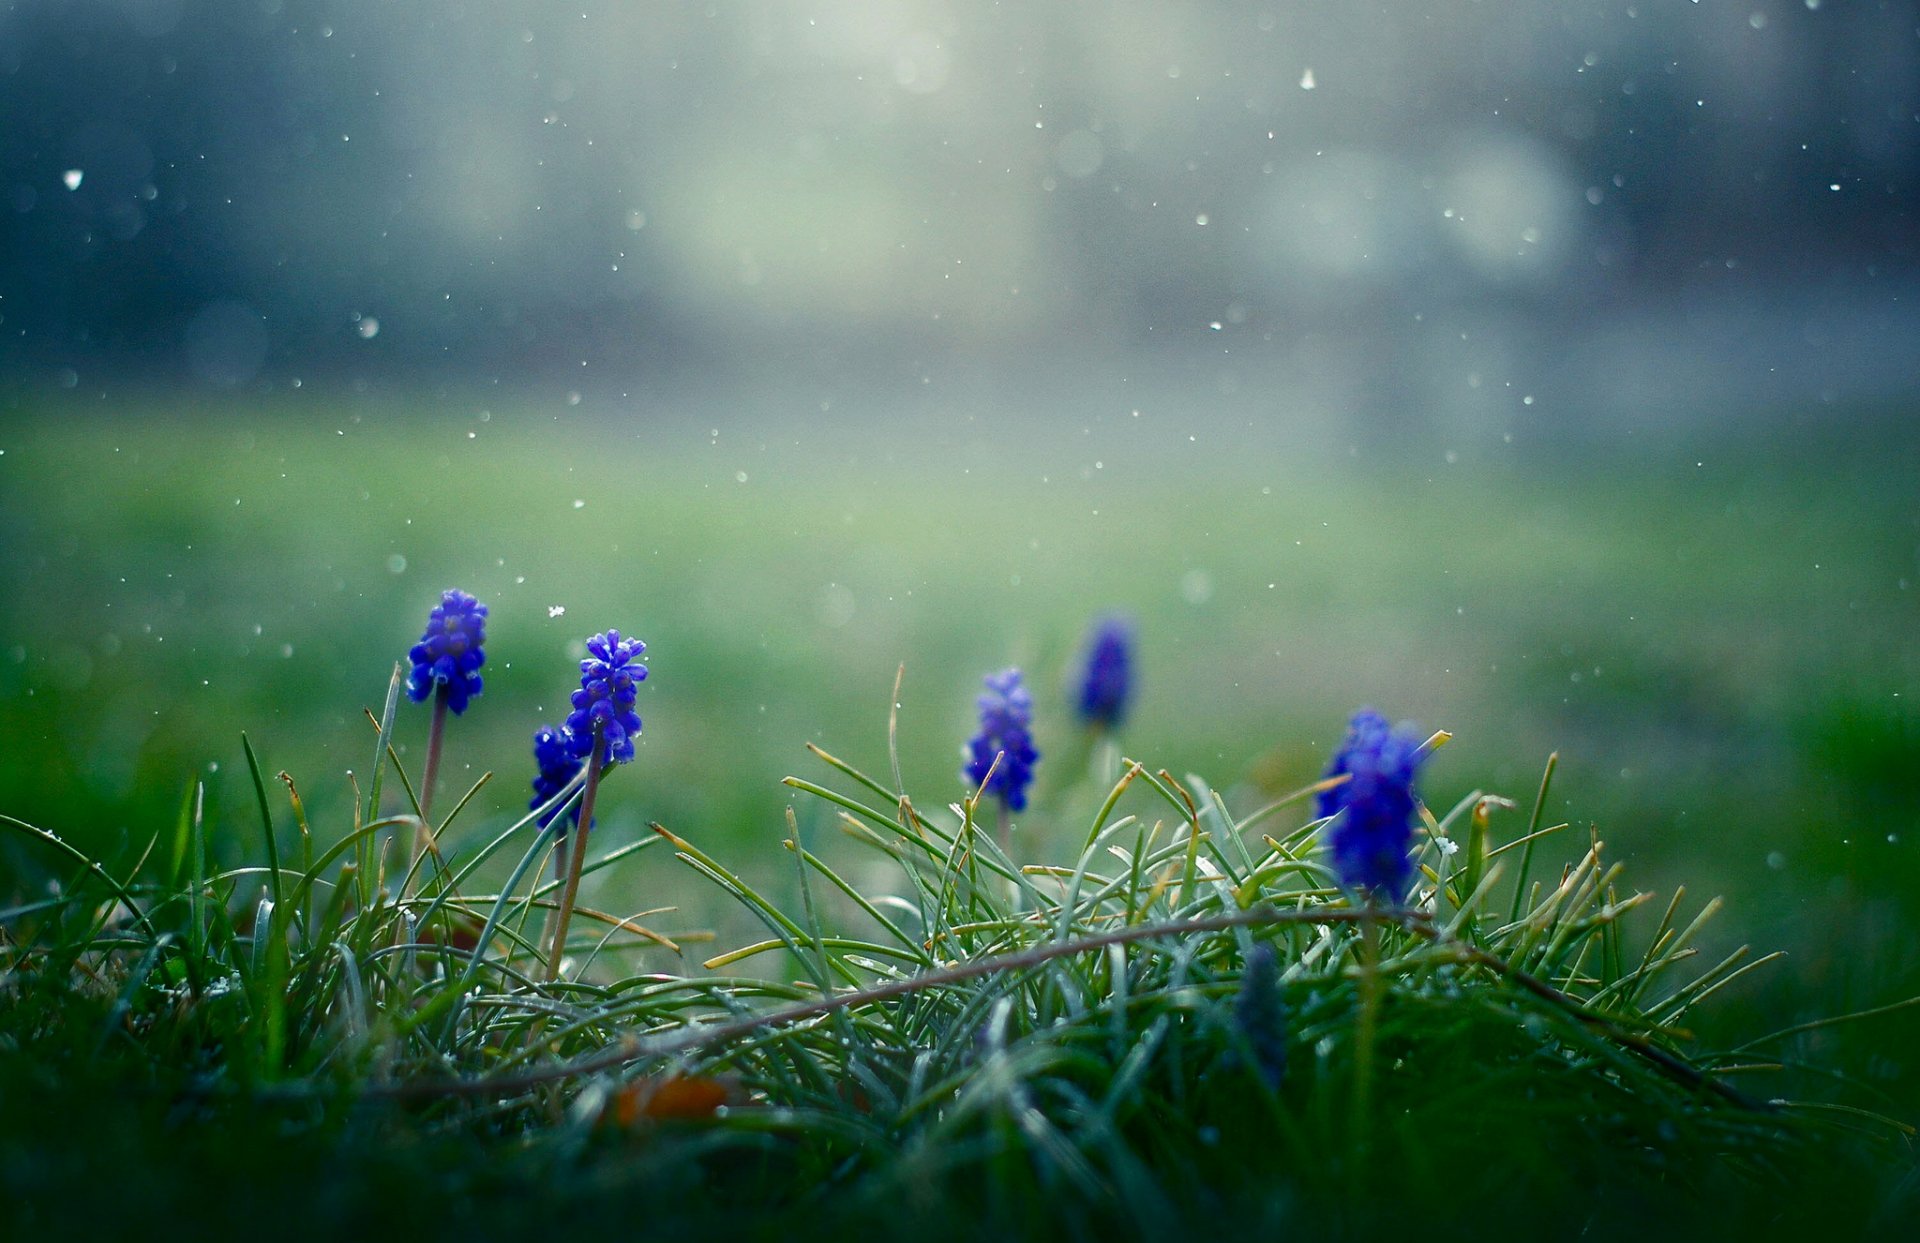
545 727 607 982
410 684 450 892
1351 909 1381 1162
1090 728 1119 789
536 826 571 960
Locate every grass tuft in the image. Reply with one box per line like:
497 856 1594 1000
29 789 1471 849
2 694 1915 1239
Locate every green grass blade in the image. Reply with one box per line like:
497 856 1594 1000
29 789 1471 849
241 732 282 910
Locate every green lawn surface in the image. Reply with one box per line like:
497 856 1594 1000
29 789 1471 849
3 394 1918 1130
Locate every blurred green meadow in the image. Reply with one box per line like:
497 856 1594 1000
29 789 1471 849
3 393 1918 1107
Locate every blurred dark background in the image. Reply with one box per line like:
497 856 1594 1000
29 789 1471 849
4 0 1919 434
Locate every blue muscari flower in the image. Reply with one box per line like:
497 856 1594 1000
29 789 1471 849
1234 941 1288 1091
530 723 588 832
1318 708 1426 897
565 630 647 765
406 588 487 714
964 668 1040 812
1076 615 1135 730
1315 708 1389 820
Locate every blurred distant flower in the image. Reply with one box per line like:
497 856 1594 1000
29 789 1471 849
964 668 1040 812
406 588 487 714
530 723 587 832
1075 615 1135 731
1235 941 1288 1091
1319 708 1426 898
566 630 647 764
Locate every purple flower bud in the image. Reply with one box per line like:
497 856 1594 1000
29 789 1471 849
1235 942 1288 1090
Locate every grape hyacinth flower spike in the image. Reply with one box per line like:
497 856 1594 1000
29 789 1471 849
565 630 648 766
407 588 488 714
530 723 589 876
1318 708 1427 902
402 588 487 864
546 629 648 982
1075 615 1135 733
964 668 1040 855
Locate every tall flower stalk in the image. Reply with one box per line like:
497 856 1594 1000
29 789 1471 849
403 589 487 876
544 629 647 982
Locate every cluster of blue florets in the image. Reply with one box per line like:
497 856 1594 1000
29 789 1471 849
405 589 488 714
565 630 648 765
530 723 587 832
1317 708 1427 899
964 668 1041 812
1075 615 1135 730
